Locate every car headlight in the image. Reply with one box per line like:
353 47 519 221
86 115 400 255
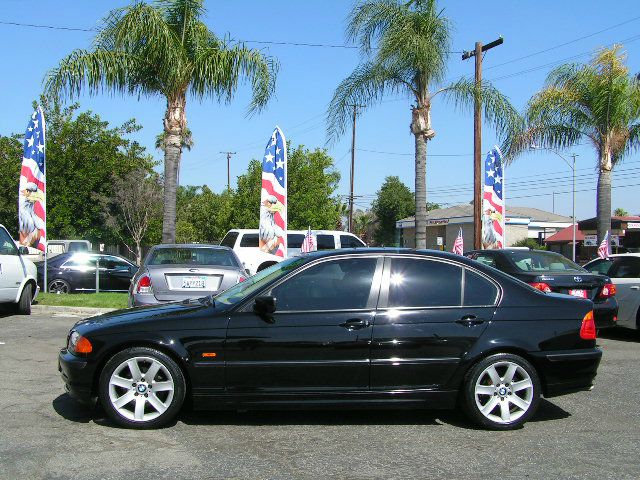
68 330 93 355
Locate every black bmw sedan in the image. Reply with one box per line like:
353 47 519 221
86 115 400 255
59 249 602 430
465 249 618 329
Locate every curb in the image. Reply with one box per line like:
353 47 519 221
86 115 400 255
32 304 118 317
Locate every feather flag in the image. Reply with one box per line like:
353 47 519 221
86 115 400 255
482 146 505 249
597 231 610 259
18 107 46 252
259 127 287 258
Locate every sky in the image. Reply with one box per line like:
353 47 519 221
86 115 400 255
1 0 639 221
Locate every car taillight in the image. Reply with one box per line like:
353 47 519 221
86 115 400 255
136 274 152 294
599 283 616 298
529 282 552 293
580 311 597 340
238 275 246 283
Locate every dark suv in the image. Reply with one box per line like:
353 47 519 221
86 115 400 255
466 249 618 329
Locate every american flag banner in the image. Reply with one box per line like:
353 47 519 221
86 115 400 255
301 226 316 253
18 107 46 252
259 126 287 258
482 146 505 249
597 231 610 259
452 227 464 255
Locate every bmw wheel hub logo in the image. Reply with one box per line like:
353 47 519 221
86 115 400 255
498 387 508 396
137 384 147 394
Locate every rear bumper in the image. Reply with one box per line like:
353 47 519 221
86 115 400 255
530 348 602 398
58 348 96 404
593 299 618 329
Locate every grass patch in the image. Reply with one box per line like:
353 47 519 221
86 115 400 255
36 292 128 309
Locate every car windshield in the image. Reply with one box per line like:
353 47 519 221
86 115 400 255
506 250 585 273
215 257 306 306
147 247 239 267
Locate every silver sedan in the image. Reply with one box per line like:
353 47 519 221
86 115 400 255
129 244 248 307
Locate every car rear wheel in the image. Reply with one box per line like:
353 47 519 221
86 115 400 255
99 347 185 429
462 353 541 430
48 279 70 294
16 283 32 315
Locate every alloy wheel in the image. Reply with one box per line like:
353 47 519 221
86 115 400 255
474 360 534 424
48 280 69 294
108 356 175 422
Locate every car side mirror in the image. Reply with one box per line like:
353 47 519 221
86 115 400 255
18 246 29 255
253 296 276 321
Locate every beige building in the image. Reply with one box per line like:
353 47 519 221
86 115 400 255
396 204 572 250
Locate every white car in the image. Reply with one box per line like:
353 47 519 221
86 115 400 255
0 224 39 315
220 229 367 275
584 253 640 329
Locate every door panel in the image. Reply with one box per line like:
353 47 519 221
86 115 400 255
612 279 640 328
225 256 383 393
0 255 24 301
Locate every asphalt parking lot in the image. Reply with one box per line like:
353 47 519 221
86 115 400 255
0 313 639 480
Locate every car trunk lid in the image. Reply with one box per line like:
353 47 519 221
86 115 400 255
146 265 241 301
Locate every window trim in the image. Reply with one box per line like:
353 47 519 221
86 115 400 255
236 255 384 313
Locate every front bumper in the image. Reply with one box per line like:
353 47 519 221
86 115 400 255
531 348 602 397
58 348 96 404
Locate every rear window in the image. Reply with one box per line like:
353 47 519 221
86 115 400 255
506 251 584 273
68 242 88 252
147 248 240 267
239 233 259 248
316 234 335 250
220 232 239 248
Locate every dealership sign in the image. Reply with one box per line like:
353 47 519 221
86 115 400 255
584 234 619 247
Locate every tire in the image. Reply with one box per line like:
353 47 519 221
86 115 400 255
257 261 277 272
16 283 32 315
99 347 186 429
48 279 71 294
461 353 541 430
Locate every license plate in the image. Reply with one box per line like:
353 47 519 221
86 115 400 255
181 276 206 289
569 289 587 298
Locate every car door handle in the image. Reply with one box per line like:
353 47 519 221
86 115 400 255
339 319 370 330
455 315 485 327
631 286 640 290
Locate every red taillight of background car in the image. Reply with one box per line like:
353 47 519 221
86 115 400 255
599 283 617 298
529 282 552 293
136 274 152 294
238 275 246 283
580 311 597 340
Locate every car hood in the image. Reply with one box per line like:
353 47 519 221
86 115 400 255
74 297 227 334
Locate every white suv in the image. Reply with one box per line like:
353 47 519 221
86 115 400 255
220 229 366 275
0 224 39 315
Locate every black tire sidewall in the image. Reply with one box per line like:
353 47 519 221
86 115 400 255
17 283 32 315
462 353 541 430
48 279 70 294
99 347 186 429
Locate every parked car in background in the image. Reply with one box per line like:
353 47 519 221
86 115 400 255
23 239 93 263
466 248 618 329
221 229 366 274
0 224 38 314
37 252 137 294
129 244 246 307
59 249 603 430
584 253 640 330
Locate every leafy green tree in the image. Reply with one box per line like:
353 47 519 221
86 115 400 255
614 207 629 216
0 135 22 237
327 0 520 249
372 176 414 245
45 0 278 244
512 238 547 250
509 46 640 245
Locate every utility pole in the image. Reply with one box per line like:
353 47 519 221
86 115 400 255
348 104 365 233
462 36 504 249
220 151 236 191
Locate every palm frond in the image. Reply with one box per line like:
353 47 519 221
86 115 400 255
326 61 414 144
347 0 405 55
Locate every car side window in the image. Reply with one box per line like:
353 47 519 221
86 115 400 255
464 269 499 306
587 259 613 275
340 235 364 248
609 258 640 278
287 234 305 249
475 254 496 268
271 257 378 311
316 235 335 250
63 255 97 269
0 228 18 256
220 231 239 248
103 256 131 270
389 258 462 308
239 233 259 247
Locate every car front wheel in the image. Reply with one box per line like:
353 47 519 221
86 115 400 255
462 353 541 430
99 347 186 429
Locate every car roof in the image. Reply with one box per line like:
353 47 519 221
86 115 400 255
150 244 232 250
227 229 359 236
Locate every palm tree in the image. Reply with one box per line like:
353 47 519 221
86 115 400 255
326 0 519 249
45 0 278 243
509 46 640 245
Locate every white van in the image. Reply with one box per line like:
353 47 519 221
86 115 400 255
0 224 39 314
220 229 366 275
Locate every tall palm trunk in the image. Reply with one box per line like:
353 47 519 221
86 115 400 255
596 147 613 245
162 92 187 244
411 104 435 250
